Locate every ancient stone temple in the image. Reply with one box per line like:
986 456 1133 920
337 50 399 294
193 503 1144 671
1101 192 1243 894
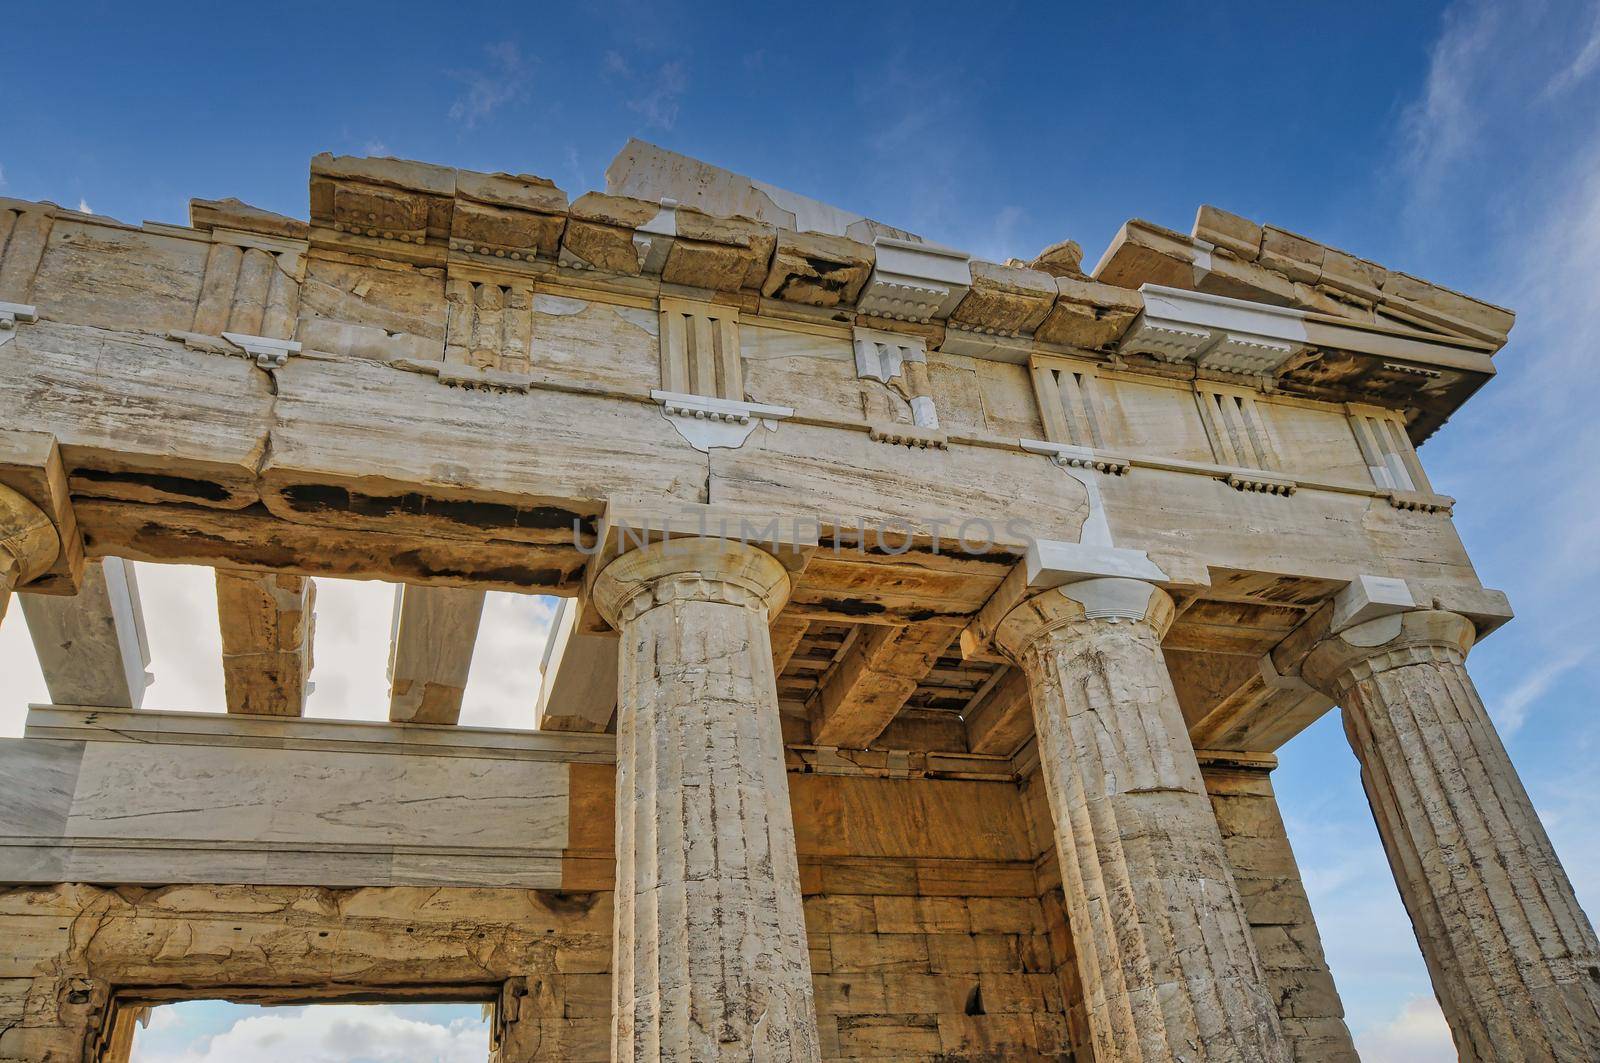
1 140 1596 1062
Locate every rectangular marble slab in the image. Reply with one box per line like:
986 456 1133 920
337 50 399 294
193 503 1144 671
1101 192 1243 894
0 707 614 888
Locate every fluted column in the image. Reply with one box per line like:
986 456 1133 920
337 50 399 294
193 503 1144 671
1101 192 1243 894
1304 609 1600 1060
592 538 821 1063
0 483 60 624
996 577 1288 1062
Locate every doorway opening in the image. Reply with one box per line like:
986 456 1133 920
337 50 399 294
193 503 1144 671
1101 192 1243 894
118 994 495 1062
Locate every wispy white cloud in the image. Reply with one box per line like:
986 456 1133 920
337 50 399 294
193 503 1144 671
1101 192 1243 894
562 145 588 193
1399 2 1503 198
1495 643 1591 733
852 49 972 248
448 41 531 128
0 163 8 190
1542 3 1600 98
77 198 93 214
628 61 687 131
1356 996 1455 1063
602 49 687 131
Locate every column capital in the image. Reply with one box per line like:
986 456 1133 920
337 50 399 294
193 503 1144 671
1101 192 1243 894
994 576 1174 663
0 482 59 593
591 537 792 628
1302 609 1475 698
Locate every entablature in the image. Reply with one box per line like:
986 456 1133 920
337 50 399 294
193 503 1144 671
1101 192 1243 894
0 145 1519 764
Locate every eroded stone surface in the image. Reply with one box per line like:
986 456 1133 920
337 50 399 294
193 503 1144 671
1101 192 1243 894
996 579 1289 1062
214 569 315 716
1305 610 1600 1060
594 540 821 1061
1201 758 1359 1062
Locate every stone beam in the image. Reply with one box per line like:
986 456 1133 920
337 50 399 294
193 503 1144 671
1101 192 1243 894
963 666 1031 756
536 597 617 733
3 705 611 888
19 558 151 708
769 610 810 675
387 583 485 725
214 569 315 716
808 622 958 749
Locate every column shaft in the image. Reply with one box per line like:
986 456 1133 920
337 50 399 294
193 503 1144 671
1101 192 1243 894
1306 610 1600 1061
595 540 820 1063
999 578 1288 1062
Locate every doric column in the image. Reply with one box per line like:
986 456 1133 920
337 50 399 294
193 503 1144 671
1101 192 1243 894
995 577 1288 1062
592 538 821 1063
1199 754 1359 1062
1304 609 1600 1059
0 482 60 623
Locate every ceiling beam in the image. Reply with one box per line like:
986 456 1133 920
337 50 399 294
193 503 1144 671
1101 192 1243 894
770 612 810 676
809 622 958 749
19 558 151 708
537 598 616 733
215 569 315 716
387 584 485 725
963 667 1032 756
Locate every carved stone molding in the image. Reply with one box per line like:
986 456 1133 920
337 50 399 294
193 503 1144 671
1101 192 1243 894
391 357 535 393
1122 284 1312 376
856 235 971 322
853 326 939 432
650 390 794 452
0 301 38 348
444 275 534 375
866 423 948 449
1386 489 1454 513
221 332 301 370
0 204 55 305
591 537 792 628
659 296 743 401
1122 318 1212 361
1019 439 1131 475
1223 469 1297 495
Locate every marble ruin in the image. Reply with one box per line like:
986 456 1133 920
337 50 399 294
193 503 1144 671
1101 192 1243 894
1 141 1597 1061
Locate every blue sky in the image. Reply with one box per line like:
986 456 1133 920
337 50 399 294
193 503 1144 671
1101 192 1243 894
5 1 1600 1058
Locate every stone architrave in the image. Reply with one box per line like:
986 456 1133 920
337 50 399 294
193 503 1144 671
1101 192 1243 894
995 576 1288 1062
1304 610 1600 1059
592 538 821 1062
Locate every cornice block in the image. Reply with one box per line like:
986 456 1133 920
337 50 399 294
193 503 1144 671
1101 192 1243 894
761 230 873 308
856 236 971 322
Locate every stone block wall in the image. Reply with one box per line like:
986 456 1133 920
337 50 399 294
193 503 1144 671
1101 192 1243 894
802 866 1073 1060
1200 761 1359 1062
0 758 1360 1062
